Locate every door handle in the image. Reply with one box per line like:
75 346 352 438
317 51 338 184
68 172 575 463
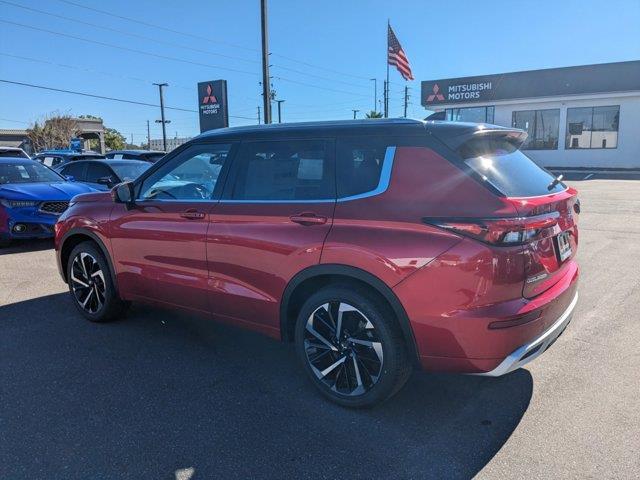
289 212 328 226
180 209 206 219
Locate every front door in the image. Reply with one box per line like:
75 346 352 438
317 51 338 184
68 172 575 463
109 142 234 313
206 138 336 337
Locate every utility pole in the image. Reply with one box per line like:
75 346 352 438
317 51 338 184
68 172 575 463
153 83 170 151
146 120 150 149
130 133 134 145
275 99 285 123
403 85 409 118
383 80 389 118
260 0 272 124
257 106 261 124
370 78 377 113
352 109 359 119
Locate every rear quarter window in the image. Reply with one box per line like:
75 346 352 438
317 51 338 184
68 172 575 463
460 138 565 197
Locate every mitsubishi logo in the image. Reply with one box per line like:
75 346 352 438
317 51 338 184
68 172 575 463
202 84 218 104
426 83 445 102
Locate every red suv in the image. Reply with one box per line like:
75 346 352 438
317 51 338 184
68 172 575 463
55 119 579 407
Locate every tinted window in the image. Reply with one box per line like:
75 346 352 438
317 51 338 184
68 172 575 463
139 144 231 200
512 109 560 150
336 138 391 198
60 162 86 180
231 140 333 201
85 163 114 183
445 106 495 123
0 161 64 184
461 138 564 197
40 156 64 167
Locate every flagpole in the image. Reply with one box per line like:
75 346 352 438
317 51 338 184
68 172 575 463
385 19 390 118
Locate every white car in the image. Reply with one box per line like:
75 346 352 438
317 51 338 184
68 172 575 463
0 146 30 159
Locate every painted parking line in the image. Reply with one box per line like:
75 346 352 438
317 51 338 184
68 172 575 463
584 173 594 180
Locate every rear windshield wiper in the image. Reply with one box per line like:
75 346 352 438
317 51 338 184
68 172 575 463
547 174 564 191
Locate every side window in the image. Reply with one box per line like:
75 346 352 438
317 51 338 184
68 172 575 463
85 163 113 183
139 143 232 200
61 162 86 181
231 139 334 201
336 138 392 198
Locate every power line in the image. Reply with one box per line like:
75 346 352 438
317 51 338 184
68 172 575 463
55 0 259 53
271 64 370 90
0 79 255 119
0 0 260 66
54 0 372 83
0 20 259 77
274 77 370 98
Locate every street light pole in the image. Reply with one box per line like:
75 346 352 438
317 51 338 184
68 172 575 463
153 82 170 151
352 109 359 119
275 99 285 123
260 0 272 124
370 78 377 113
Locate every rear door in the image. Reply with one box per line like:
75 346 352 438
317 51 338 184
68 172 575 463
206 137 335 336
460 136 579 298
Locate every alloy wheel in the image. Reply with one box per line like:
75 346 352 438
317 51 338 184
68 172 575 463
70 252 106 314
304 301 384 396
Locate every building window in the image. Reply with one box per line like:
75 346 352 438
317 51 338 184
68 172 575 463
565 106 619 149
512 109 560 150
445 106 494 124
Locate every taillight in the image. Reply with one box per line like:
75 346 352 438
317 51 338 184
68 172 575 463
423 212 559 246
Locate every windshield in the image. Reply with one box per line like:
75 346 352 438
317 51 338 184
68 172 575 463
0 161 64 184
461 138 565 197
110 162 150 182
141 153 165 162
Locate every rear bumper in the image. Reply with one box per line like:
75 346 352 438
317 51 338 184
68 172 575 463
474 291 578 376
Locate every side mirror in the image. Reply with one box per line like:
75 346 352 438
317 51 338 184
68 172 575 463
97 176 115 187
111 181 135 206
65 175 75 182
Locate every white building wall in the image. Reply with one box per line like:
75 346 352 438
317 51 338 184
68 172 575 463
432 92 640 169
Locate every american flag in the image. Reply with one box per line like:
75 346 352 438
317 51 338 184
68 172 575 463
387 24 414 81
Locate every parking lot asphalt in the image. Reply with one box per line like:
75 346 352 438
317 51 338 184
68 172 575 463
1 178 639 480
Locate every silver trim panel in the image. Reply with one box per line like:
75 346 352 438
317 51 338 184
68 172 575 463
475 292 578 377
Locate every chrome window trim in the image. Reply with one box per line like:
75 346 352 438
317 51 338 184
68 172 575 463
219 145 396 205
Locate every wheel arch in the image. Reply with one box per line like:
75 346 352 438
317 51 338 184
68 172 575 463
280 264 419 365
60 228 118 293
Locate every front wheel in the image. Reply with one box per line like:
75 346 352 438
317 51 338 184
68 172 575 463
67 241 128 322
294 285 411 408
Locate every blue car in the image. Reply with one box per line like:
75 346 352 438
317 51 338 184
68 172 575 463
0 157 95 247
55 159 150 191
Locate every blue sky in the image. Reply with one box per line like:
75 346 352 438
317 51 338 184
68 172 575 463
1 0 639 144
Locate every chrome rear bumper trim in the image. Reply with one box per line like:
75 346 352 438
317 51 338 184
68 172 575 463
476 292 578 377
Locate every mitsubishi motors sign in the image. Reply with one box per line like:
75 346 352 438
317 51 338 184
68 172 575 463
421 61 640 107
198 80 229 132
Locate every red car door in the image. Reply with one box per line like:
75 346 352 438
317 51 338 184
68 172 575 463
109 142 234 314
206 138 335 338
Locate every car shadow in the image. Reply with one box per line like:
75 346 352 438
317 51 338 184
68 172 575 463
0 293 533 480
0 238 54 256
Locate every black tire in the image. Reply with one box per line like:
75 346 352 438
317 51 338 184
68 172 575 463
294 284 411 408
66 241 128 322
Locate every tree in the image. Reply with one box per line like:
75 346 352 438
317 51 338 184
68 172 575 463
27 114 80 152
104 128 126 150
365 111 383 119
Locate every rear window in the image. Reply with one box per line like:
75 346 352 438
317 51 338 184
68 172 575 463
460 138 565 197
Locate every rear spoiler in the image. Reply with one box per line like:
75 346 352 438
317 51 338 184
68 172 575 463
431 124 528 152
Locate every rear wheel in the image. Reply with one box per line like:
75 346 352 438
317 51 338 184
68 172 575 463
294 285 411 408
67 241 128 322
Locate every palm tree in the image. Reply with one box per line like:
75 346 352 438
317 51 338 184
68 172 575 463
365 111 383 119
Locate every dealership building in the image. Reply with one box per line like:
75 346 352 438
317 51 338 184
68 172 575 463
421 61 640 169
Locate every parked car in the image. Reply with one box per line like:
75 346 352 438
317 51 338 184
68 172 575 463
54 119 580 407
0 146 30 159
105 149 165 163
32 150 105 168
55 159 151 191
0 157 95 247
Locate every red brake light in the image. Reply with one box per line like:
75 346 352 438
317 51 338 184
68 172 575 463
424 212 559 246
